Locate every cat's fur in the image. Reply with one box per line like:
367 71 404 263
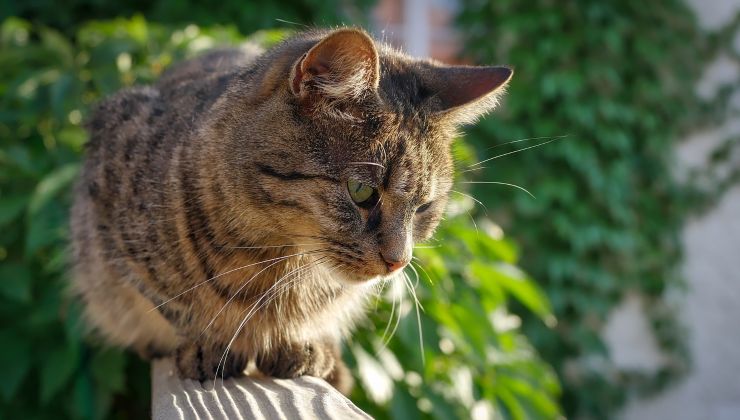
70 28 511 393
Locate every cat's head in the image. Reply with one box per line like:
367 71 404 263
217 28 511 284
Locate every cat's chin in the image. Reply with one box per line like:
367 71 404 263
329 268 402 288
329 270 385 287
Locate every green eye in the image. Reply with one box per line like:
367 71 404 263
347 179 377 206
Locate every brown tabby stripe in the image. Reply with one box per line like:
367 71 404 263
256 163 338 183
210 178 249 247
366 207 382 232
254 183 307 211
178 165 218 281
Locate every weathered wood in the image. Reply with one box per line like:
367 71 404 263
152 359 371 420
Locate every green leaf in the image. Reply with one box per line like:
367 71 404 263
390 385 421 420
91 349 126 392
471 261 554 324
40 342 79 403
25 200 67 255
28 163 79 215
0 332 32 400
0 194 29 226
0 262 33 302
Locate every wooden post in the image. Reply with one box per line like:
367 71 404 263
151 359 370 419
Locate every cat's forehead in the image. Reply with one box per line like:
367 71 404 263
337 116 451 200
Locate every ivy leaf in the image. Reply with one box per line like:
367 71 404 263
0 194 29 226
25 200 66 255
40 342 79 403
27 163 79 216
0 332 32 400
91 348 126 392
0 262 33 302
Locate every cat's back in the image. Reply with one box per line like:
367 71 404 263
157 43 263 97
72 43 264 271
86 43 263 147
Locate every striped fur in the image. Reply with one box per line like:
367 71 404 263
70 28 511 394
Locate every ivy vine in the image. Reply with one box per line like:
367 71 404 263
458 0 740 417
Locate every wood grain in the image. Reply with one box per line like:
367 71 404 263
152 359 371 420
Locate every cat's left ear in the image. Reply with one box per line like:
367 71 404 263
424 65 513 125
290 29 380 101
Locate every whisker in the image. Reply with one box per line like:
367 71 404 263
347 161 386 169
402 272 425 365
219 242 329 250
402 272 424 313
460 181 536 199
149 249 327 312
484 134 570 151
274 18 309 27
202 251 327 335
410 258 434 285
215 257 327 382
465 207 479 235
381 281 397 345
382 279 403 348
406 262 421 288
465 135 568 170
450 190 488 214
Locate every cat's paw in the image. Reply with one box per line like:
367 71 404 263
174 342 247 382
325 357 354 396
256 341 336 380
135 342 174 361
256 341 354 395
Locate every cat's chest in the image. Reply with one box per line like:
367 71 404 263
208 253 369 340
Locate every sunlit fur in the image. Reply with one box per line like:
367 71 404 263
70 28 510 393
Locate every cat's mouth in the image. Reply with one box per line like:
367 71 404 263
326 260 395 286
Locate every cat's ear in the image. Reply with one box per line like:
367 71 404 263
427 65 513 125
290 28 380 101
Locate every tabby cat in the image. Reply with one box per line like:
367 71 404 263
70 27 512 394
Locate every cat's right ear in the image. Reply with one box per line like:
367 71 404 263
290 29 380 102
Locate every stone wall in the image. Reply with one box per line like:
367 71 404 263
616 1 740 418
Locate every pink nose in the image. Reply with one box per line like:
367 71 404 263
382 255 409 272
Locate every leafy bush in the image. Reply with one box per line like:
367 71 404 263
0 17 560 419
456 1 735 417
3 0 374 36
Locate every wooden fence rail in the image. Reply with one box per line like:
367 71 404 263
151 359 371 419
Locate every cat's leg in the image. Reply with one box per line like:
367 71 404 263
255 339 353 395
74 265 181 359
174 340 248 382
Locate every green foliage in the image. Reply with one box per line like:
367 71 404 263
457 1 737 418
350 145 561 419
0 17 560 419
0 16 277 419
2 0 373 36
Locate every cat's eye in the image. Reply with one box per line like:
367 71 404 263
347 179 377 207
416 201 433 213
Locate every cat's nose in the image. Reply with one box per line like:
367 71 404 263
381 252 410 273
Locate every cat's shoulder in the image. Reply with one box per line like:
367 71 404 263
86 85 162 138
158 43 264 89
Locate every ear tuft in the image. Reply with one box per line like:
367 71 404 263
426 65 513 125
290 29 380 101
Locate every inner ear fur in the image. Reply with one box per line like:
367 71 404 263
290 28 380 100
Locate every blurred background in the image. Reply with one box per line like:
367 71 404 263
1 0 738 419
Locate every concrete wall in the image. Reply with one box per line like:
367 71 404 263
613 1 740 418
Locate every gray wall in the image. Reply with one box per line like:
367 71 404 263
609 1 740 418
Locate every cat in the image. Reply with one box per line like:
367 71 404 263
70 27 511 394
